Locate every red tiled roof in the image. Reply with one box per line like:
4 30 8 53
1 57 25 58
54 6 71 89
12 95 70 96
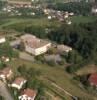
89 73 97 85
21 34 50 48
21 88 36 98
2 67 11 74
0 67 11 76
13 77 26 85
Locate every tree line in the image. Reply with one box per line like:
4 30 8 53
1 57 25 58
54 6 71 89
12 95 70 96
47 2 93 15
24 19 97 72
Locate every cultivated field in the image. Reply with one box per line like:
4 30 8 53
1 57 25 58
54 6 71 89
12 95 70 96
7 59 96 100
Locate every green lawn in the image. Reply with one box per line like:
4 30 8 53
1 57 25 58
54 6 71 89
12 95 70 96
8 59 96 100
0 17 61 31
71 16 97 24
76 64 97 75
0 16 96 30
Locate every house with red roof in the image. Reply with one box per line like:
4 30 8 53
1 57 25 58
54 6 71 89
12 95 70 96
11 77 27 90
0 67 12 81
88 73 97 86
18 88 37 100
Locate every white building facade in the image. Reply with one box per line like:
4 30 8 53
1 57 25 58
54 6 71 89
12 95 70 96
11 78 27 90
0 37 6 44
21 34 51 56
25 43 51 56
19 88 36 100
19 94 36 100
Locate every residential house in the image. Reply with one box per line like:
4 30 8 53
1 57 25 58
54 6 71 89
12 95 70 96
65 0 81 2
11 77 27 89
21 34 51 56
69 12 74 16
86 0 95 2
57 44 72 53
92 6 97 14
0 37 6 44
88 73 97 86
66 20 72 25
1 56 10 62
0 67 12 81
19 88 37 100
44 9 50 15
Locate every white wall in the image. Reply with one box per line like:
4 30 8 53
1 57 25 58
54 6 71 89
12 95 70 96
25 43 51 56
0 38 6 44
35 45 48 56
19 94 36 100
25 45 36 55
11 80 26 90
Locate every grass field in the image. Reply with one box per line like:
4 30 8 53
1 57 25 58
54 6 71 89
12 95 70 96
7 59 96 100
71 16 97 24
0 16 61 31
0 15 97 32
76 64 97 75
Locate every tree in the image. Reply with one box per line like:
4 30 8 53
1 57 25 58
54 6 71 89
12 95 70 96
47 48 57 54
18 65 41 79
46 60 56 66
0 42 19 58
19 42 25 51
79 74 90 86
48 2 92 15
0 1 6 10
0 96 4 100
67 50 83 64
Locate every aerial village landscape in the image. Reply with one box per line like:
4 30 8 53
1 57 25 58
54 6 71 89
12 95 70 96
0 0 97 100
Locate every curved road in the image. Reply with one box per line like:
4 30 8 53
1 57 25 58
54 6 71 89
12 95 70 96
0 81 13 100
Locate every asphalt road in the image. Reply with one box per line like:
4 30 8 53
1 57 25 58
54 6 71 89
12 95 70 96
0 80 14 100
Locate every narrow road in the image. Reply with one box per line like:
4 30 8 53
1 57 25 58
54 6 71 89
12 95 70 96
0 81 14 100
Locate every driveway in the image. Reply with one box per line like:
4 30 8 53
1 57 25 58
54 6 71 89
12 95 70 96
0 81 14 100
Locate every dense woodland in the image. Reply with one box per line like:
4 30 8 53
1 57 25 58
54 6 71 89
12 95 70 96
0 1 6 10
0 42 18 58
25 20 97 60
47 2 93 15
25 19 97 72
48 21 97 71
